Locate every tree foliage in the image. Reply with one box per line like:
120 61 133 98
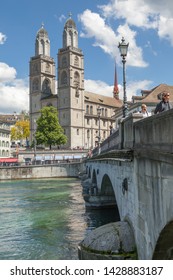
11 120 30 141
35 106 67 149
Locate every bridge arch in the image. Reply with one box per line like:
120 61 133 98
101 174 115 195
153 220 173 259
91 169 97 185
100 174 120 219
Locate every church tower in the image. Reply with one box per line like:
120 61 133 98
29 24 56 142
58 15 85 149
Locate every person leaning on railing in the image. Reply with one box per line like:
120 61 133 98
154 91 172 114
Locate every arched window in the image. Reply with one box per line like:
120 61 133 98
42 79 51 94
32 79 39 91
90 106 93 114
74 56 79 66
105 108 108 117
87 129 90 139
62 56 67 67
86 105 89 114
69 30 73 46
40 39 45 55
61 71 68 85
74 71 80 87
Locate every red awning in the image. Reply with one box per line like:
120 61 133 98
0 158 18 163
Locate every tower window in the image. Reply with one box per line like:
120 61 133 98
77 129 79 135
62 56 67 67
42 79 51 94
61 71 67 85
32 79 39 91
74 56 79 66
74 71 80 87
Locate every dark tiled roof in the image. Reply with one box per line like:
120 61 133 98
84 91 123 108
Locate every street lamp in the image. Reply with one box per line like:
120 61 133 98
97 106 102 149
118 37 129 118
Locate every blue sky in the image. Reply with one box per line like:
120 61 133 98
1 0 173 113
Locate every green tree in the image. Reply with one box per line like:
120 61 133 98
35 106 67 149
11 120 30 144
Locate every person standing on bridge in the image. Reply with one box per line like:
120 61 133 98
140 104 151 117
154 91 172 114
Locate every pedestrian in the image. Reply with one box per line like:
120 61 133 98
154 91 172 114
140 104 151 117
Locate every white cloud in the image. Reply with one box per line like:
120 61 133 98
85 79 114 97
85 78 152 101
78 9 147 67
0 63 29 114
0 32 7 44
0 62 16 83
79 9 116 57
100 0 173 45
59 14 66 22
127 79 153 101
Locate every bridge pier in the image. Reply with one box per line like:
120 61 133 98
81 175 116 209
78 221 137 260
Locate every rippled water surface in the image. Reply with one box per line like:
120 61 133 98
0 178 118 260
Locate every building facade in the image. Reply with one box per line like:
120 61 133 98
0 122 11 158
29 16 122 149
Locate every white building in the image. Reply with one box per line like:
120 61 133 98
0 122 11 158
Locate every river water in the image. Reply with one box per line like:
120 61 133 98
0 178 118 260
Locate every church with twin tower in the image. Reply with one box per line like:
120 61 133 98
29 15 122 149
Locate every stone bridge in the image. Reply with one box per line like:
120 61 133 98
79 109 173 260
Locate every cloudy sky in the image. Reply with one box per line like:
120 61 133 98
1 0 173 113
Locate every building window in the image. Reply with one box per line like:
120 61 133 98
77 129 79 135
74 56 79 66
87 129 90 138
32 79 39 91
90 106 93 114
86 105 89 114
61 71 67 85
74 71 80 87
87 119 90 125
95 119 98 126
105 108 108 117
42 79 51 94
62 56 67 67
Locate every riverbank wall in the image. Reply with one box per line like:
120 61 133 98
0 162 85 180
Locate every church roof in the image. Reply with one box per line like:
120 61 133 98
84 91 123 108
139 84 173 103
64 16 76 29
37 24 48 38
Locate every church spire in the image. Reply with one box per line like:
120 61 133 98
113 60 119 99
63 14 78 48
35 23 50 56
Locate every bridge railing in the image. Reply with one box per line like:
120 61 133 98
134 108 173 152
92 113 143 156
91 109 173 156
92 128 120 156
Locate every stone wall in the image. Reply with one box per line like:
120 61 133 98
0 162 84 180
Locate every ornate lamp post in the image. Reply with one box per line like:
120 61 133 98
118 37 129 118
97 106 102 150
